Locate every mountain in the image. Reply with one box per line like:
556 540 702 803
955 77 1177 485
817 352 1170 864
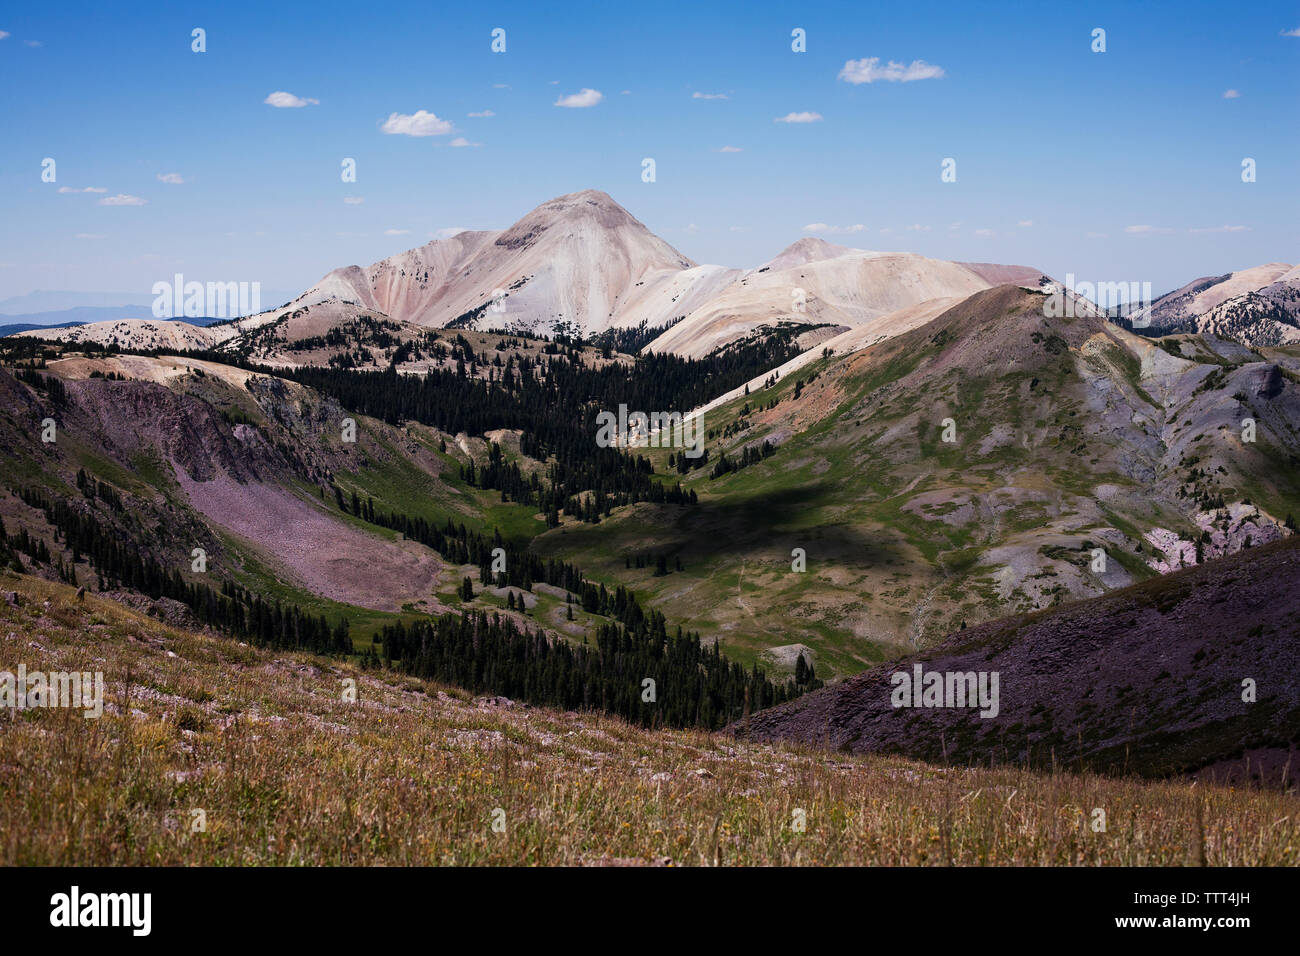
643 245 1044 358
0 308 232 341
253 189 721 338
531 284 1300 677
8 191 1042 363
734 533 1300 783
0 291 153 315
1142 263 1300 346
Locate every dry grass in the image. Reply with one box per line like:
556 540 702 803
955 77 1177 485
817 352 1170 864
1 573 1296 866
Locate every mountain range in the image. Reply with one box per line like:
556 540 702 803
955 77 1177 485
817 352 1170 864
3 189 1298 783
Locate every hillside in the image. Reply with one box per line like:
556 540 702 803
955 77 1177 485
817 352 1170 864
2 572 1296 866
531 284 1300 676
735 534 1300 781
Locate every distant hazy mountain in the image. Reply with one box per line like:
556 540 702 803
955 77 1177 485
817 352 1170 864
0 291 153 315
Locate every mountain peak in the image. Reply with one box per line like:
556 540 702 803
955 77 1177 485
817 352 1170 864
761 236 855 271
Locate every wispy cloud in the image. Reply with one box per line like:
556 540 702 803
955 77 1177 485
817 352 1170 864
467 110 495 117
974 228 995 237
1222 88 1241 99
1124 224 1173 235
715 145 743 153
906 224 931 232
384 229 411 236
57 186 107 194
683 224 699 235
1017 220 1033 227
98 194 147 206
803 222 864 234
554 88 603 108
157 172 185 184
0 31 9 40
775 111 822 123
343 197 364 205
491 83 511 89
692 91 729 100
838 57 945 84
381 110 453 135
1281 27 1300 37
449 137 481 148
264 91 319 108
23 39 40 48
1189 224 1249 234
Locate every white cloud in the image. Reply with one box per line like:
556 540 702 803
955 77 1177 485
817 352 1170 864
449 137 482 148
775 111 822 123
715 145 743 153
693 91 729 100
157 172 185 184
74 233 105 240
433 227 468 240
974 228 995 237
57 186 106 194
1281 27 1300 37
1222 89 1241 99
98 194 147 206
1017 219 1033 227
803 222 864 235
0 31 9 40
1124 224 1173 235
906 223 931 232
838 57 945 84
381 110 453 136
554 88 603 108
264 91 319 108
1190 224 1249 234
384 229 411 236
343 197 364 205
467 110 495 118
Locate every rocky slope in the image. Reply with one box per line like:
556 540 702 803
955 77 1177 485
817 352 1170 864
734 534 1300 782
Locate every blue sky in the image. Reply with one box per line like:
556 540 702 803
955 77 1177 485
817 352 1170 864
1 0 1296 305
